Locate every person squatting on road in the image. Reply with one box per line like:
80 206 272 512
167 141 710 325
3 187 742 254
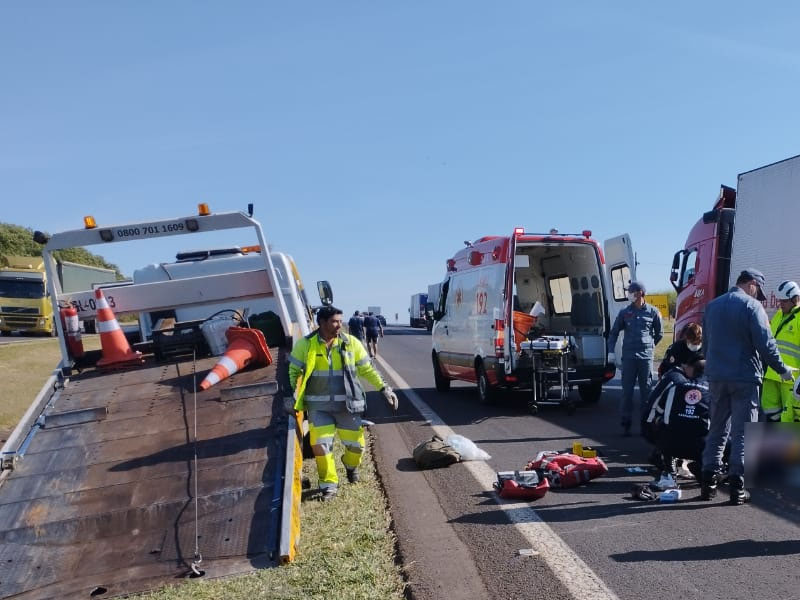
608 281 663 436
658 322 702 378
642 355 709 491
761 280 800 423
289 306 399 501
700 269 795 505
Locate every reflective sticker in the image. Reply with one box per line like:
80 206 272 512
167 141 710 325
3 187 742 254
218 355 239 376
684 389 702 405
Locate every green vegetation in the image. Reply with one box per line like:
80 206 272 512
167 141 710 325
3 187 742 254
0 222 123 278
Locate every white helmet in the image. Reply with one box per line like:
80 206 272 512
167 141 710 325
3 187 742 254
776 280 800 300
794 375 800 401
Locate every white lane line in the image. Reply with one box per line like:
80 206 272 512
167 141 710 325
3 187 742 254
375 355 620 600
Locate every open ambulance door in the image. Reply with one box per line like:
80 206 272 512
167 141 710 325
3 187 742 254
603 234 636 363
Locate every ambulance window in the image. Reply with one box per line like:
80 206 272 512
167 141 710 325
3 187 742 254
549 276 572 314
611 265 631 301
681 250 697 288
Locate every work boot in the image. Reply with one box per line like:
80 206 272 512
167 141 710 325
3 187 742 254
320 487 338 502
346 468 360 484
729 475 750 506
700 470 718 501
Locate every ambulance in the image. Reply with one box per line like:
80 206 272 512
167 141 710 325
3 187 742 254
431 228 635 405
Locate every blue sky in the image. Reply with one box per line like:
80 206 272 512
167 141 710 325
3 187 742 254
2 2 799 323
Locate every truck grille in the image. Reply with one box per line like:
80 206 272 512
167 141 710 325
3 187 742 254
0 307 41 328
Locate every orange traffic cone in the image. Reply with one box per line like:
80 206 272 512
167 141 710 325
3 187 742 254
199 327 272 390
95 288 144 369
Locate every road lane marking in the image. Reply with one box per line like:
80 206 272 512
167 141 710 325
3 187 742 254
376 355 621 600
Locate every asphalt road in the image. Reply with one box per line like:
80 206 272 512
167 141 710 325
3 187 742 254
367 326 800 600
0 333 53 345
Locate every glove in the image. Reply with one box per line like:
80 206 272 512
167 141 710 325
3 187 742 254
607 352 616 364
381 386 399 411
780 367 797 382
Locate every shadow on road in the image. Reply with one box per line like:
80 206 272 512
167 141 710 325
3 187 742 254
611 539 800 562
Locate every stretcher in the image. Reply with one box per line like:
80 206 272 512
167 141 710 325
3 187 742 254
520 335 575 415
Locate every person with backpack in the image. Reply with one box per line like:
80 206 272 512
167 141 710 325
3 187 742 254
289 306 399 501
643 355 709 490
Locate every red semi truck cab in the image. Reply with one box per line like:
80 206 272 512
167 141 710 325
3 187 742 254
670 185 736 340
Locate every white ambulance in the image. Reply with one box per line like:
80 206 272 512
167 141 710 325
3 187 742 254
431 228 635 405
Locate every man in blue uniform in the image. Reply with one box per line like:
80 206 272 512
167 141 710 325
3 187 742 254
608 281 663 436
700 269 794 505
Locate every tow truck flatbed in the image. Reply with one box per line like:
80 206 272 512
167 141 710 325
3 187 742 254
0 350 290 600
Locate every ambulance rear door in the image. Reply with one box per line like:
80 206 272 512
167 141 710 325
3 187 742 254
603 234 636 357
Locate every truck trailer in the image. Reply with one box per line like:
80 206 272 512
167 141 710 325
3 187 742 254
671 155 800 337
409 293 428 328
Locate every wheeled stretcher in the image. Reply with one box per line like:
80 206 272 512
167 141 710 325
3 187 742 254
520 335 575 415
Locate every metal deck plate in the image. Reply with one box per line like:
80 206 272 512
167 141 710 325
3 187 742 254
0 349 289 599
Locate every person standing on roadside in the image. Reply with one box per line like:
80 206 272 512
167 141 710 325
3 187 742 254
700 269 795 505
363 311 384 359
608 281 663 436
348 310 366 345
289 306 399 501
761 280 800 423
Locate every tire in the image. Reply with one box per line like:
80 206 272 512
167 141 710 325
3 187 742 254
578 382 603 404
476 361 496 405
432 352 451 392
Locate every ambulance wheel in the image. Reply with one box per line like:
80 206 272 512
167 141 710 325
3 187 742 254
476 361 496 405
527 400 539 415
432 352 451 392
578 382 602 404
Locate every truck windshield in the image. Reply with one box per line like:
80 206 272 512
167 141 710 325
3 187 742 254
0 279 46 299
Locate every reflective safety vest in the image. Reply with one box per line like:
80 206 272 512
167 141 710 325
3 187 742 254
288 331 384 410
765 307 800 382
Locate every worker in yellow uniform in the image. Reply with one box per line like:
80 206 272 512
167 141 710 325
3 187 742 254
762 280 800 422
289 306 399 501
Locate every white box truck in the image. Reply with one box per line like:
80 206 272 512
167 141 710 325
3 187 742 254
409 293 428 328
671 155 800 336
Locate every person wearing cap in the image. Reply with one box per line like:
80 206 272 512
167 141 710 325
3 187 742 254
607 281 663 436
762 280 800 423
700 269 796 505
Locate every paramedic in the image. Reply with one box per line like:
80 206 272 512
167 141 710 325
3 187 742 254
289 306 399 501
700 269 794 505
658 322 702 378
608 281 663 436
761 280 800 423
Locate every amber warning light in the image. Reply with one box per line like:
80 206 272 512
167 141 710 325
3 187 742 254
84 216 97 229
198 203 211 216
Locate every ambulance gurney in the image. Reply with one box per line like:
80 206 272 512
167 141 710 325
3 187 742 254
494 470 550 500
525 451 608 488
519 335 576 415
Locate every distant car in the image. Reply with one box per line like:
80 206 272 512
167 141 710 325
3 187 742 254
377 314 387 327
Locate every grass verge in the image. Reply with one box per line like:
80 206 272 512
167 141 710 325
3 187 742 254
135 435 406 600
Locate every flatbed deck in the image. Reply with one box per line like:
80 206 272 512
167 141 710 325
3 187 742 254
0 349 290 600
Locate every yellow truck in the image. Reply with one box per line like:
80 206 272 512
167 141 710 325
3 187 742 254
0 255 53 336
0 255 117 335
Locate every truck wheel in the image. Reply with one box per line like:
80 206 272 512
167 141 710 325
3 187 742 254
432 352 451 392
476 361 496 405
578 382 603 404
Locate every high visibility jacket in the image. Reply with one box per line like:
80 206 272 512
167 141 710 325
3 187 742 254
288 331 385 410
765 307 800 382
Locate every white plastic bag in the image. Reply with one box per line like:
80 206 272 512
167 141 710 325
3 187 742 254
445 434 491 461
